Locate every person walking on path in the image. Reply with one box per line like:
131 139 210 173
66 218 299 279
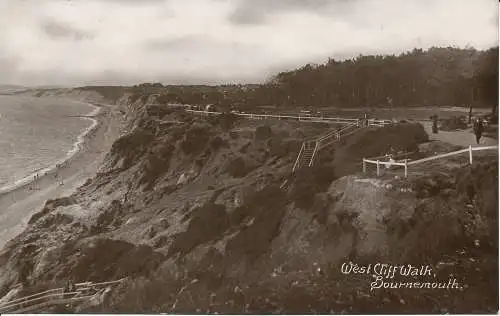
431 115 439 134
473 118 484 144
468 104 473 124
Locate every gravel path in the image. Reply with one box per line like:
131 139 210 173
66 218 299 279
420 121 498 147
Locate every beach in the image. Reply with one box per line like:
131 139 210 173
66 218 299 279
0 100 121 250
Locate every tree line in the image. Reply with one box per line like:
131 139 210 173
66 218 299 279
100 46 499 115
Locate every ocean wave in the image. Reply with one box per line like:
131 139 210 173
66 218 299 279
0 102 101 195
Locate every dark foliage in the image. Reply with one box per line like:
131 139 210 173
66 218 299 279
180 124 211 155
255 125 273 140
226 186 288 261
66 238 164 282
225 156 254 178
440 116 468 131
333 123 428 177
290 164 336 210
168 203 229 257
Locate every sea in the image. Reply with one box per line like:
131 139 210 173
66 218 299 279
0 95 96 193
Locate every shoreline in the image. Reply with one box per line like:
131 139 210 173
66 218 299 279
0 102 102 196
0 99 119 250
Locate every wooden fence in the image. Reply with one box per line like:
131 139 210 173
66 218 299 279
362 145 498 177
0 278 126 314
185 109 361 125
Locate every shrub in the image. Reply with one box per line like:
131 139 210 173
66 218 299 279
138 143 175 190
180 124 211 155
255 125 273 140
210 136 228 151
168 203 229 257
226 186 287 260
290 164 336 210
333 123 428 177
225 156 248 178
440 116 468 131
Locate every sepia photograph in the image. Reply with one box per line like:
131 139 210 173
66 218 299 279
0 0 498 314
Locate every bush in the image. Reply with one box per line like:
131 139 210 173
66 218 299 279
180 124 211 155
333 123 428 177
67 238 164 282
255 125 273 140
290 164 336 210
226 186 287 260
138 143 175 190
210 136 228 151
168 203 229 257
440 116 468 131
110 128 155 169
225 157 248 178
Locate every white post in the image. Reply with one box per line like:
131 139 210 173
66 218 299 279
404 159 408 178
469 145 473 164
363 158 366 173
376 160 380 176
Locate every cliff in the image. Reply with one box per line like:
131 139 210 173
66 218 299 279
0 89 497 313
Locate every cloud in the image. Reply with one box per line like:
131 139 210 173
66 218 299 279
227 0 334 25
40 19 94 41
0 0 497 86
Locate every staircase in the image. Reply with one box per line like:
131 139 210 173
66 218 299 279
292 121 363 172
292 140 318 171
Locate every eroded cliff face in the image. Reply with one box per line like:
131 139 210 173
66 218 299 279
0 91 496 313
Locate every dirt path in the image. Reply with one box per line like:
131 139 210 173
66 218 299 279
420 121 498 147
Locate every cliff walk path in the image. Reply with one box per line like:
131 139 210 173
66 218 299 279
419 120 498 147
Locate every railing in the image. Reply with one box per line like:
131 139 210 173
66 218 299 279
292 121 366 172
292 143 305 172
0 278 126 314
362 145 498 178
367 118 392 127
185 110 222 116
316 122 360 150
309 142 320 167
185 109 360 125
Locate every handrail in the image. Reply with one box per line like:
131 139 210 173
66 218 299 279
185 109 361 124
292 143 305 172
0 290 81 312
363 159 406 166
407 145 498 166
362 145 498 177
317 122 360 149
317 122 358 143
1 288 64 306
0 277 126 313
309 142 319 167
9 293 98 314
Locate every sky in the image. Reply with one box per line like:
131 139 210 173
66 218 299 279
0 0 498 87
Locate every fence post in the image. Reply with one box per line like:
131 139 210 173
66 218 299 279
404 159 408 178
469 145 473 164
362 158 366 173
376 160 380 176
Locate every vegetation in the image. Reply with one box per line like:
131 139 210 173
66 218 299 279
440 116 468 131
257 47 498 112
76 47 498 117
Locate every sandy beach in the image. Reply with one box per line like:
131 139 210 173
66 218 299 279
0 100 122 250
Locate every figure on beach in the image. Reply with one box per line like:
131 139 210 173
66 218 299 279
473 118 484 145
